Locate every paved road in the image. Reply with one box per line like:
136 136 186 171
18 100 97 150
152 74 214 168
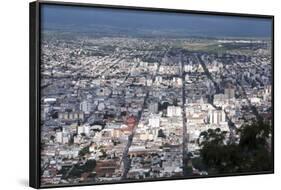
121 51 166 179
179 53 190 176
196 54 237 142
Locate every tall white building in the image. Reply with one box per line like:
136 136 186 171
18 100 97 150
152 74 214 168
77 125 84 135
84 125 90 135
62 136 69 144
56 131 63 143
149 116 160 128
184 64 193 72
149 102 159 114
80 100 92 114
209 110 226 125
167 106 182 117
155 76 163 83
77 125 91 136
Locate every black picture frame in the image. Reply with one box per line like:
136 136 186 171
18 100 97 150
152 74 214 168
30 1 274 188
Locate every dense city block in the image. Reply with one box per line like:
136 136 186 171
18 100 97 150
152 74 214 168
40 33 272 185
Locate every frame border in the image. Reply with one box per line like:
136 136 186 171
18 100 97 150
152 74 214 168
29 1 274 188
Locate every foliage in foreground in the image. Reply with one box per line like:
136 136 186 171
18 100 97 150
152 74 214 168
198 120 273 175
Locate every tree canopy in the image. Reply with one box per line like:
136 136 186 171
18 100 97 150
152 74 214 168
198 120 272 175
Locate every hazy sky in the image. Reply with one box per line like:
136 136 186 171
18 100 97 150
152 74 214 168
41 4 272 38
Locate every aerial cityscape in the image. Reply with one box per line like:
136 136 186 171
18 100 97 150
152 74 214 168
40 5 273 186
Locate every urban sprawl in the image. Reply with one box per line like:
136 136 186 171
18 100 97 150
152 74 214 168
40 34 272 185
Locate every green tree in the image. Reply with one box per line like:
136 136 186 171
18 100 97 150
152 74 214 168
158 129 166 138
198 120 272 174
50 135 55 141
79 146 90 157
237 120 272 172
82 159 96 172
